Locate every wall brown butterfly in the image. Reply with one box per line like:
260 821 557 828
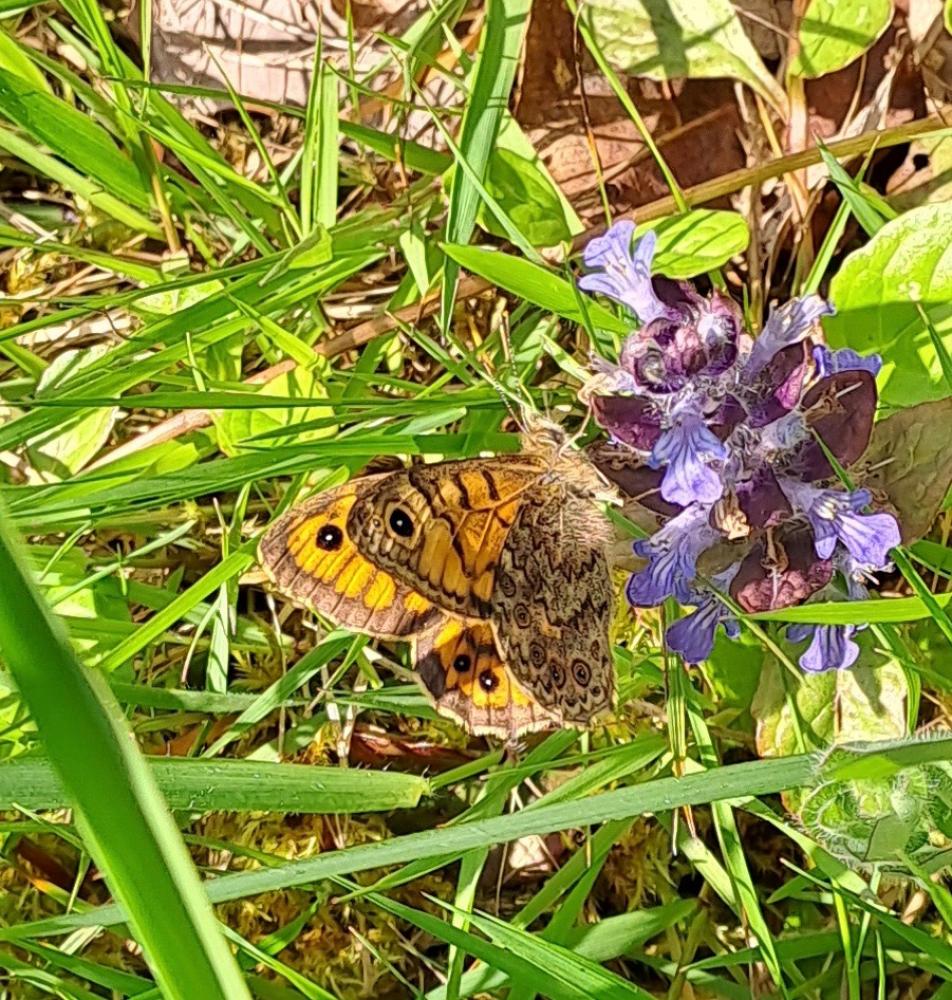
258 436 616 738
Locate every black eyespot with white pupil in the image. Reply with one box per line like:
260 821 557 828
316 524 343 551
479 671 498 692
453 654 472 673
389 508 414 538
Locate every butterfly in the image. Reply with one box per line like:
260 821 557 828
258 434 617 738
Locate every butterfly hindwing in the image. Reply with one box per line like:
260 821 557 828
491 484 615 724
413 619 559 738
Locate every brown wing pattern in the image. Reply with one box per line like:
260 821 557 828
414 620 559 738
345 456 544 619
491 486 615 724
258 480 441 639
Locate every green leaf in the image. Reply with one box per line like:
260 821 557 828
642 210 750 278
0 31 49 92
753 636 908 819
582 0 786 114
442 0 532 325
25 347 117 481
947 0 952 34
215 364 337 455
9 736 948 939
479 147 574 246
825 202 952 408
791 0 893 79
441 244 628 332
0 66 149 209
0 756 428 813
0 510 250 999
858 397 952 544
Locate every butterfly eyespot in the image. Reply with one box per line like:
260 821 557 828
316 524 343 551
513 603 531 627
453 654 472 672
529 641 546 666
388 508 415 538
478 670 499 692
551 664 566 688
571 660 591 685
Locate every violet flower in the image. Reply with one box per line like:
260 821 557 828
578 221 901 673
787 623 861 673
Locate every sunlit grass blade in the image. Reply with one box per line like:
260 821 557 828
0 510 250 1000
0 755 428 813
440 0 532 329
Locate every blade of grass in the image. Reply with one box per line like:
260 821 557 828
0 755 428 813
3 736 944 940
440 0 531 330
0 507 251 999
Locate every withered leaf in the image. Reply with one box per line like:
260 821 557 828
857 398 952 544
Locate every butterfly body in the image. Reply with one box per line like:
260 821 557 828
259 445 616 738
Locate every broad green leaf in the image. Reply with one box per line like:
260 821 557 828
754 645 907 762
825 203 952 408
582 0 786 114
215 363 337 455
753 637 908 816
479 147 574 246
25 347 117 482
791 0 893 78
947 0 952 33
799 751 952 874
858 397 952 544
640 210 750 278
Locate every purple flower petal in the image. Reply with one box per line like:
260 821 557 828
667 598 724 663
779 480 901 570
649 413 727 506
745 295 834 378
813 345 882 379
579 223 673 325
789 624 860 673
627 506 718 606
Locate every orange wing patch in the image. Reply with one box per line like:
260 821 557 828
258 482 441 639
346 458 541 618
414 619 559 738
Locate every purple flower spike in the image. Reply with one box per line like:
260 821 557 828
579 223 674 325
667 595 740 663
780 479 901 570
627 506 718 606
745 295 834 377
813 344 882 379
577 227 900 678
649 412 727 506
787 623 860 673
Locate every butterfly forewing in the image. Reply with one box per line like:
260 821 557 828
345 456 545 619
258 480 441 639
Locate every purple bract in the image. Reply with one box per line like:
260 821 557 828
579 222 900 673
